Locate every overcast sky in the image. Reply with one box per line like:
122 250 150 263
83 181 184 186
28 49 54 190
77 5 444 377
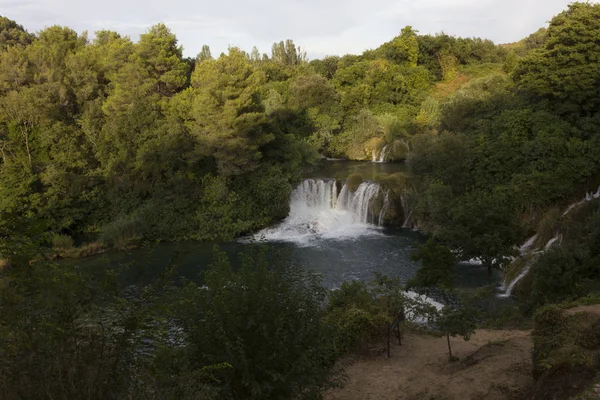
1 0 581 59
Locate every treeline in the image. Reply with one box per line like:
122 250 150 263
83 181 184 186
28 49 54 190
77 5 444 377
0 15 512 246
406 2 600 306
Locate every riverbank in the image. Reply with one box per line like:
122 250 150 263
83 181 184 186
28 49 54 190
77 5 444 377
326 329 533 400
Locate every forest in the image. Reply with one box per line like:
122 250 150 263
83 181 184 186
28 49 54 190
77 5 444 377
1 2 600 399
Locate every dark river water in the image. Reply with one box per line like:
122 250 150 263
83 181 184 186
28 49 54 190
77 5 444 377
68 161 500 289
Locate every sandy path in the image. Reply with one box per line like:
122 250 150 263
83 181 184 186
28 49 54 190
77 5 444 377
326 329 533 400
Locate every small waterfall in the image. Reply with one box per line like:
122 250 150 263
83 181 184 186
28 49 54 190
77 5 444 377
544 233 562 250
563 185 600 216
378 190 390 227
348 182 381 224
499 233 561 298
371 149 377 163
378 145 389 163
519 234 538 255
254 178 386 244
400 195 413 228
498 257 538 298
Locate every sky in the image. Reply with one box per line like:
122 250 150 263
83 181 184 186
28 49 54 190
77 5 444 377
0 0 581 59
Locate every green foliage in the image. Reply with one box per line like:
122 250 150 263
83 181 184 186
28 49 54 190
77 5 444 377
324 276 436 356
99 216 145 250
531 306 600 400
513 2 600 119
0 257 173 399
527 203 600 308
51 233 74 250
171 248 340 399
407 238 456 292
407 238 477 360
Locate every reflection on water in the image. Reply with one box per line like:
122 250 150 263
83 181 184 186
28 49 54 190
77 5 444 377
68 228 499 290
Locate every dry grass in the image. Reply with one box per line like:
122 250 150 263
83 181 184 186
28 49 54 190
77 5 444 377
326 329 533 400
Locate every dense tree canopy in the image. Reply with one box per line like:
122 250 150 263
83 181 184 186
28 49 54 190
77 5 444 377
0 2 599 264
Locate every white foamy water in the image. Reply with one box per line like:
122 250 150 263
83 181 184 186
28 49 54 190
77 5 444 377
562 185 600 216
498 233 562 298
253 178 386 245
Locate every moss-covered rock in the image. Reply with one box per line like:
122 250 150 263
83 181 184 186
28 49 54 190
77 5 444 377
374 173 412 225
346 173 363 193
531 305 600 400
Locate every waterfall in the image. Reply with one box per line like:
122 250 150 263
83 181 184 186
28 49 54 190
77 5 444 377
544 233 562 250
372 145 389 163
400 195 413 228
253 178 386 244
497 257 538 298
563 185 600 216
498 233 561 298
378 191 390 226
378 145 389 163
519 234 537 255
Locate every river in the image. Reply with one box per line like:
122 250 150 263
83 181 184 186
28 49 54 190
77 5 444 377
69 160 499 289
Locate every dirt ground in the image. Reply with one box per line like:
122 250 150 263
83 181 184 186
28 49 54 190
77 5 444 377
325 329 533 400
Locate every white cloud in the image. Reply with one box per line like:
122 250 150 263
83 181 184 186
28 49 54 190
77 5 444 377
0 0 582 58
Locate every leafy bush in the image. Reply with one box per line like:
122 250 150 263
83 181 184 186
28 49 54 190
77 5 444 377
170 248 342 400
0 259 171 400
99 216 145 250
51 233 74 250
324 276 436 356
531 306 600 400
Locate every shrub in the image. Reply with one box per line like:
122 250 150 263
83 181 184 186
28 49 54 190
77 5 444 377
171 248 341 400
51 233 74 250
324 276 436 356
99 217 145 250
531 306 600 400
0 260 170 400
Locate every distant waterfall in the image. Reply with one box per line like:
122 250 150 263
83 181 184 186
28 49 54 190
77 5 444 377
254 178 386 244
498 233 562 298
379 146 389 163
372 145 389 163
563 184 600 216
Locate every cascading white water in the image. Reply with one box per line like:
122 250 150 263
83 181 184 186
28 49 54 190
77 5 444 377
563 185 600 216
498 233 561 297
253 178 386 244
378 145 389 163
372 145 390 163
519 234 538 255
497 256 538 298
378 191 390 226
400 195 413 228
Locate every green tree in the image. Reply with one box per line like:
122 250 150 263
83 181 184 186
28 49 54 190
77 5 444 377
172 248 340 399
197 44 212 62
0 16 34 50
513 2 600 118
185 47 271 175
407 239 476 360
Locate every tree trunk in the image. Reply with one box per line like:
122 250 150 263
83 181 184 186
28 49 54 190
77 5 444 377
446 332 452 359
